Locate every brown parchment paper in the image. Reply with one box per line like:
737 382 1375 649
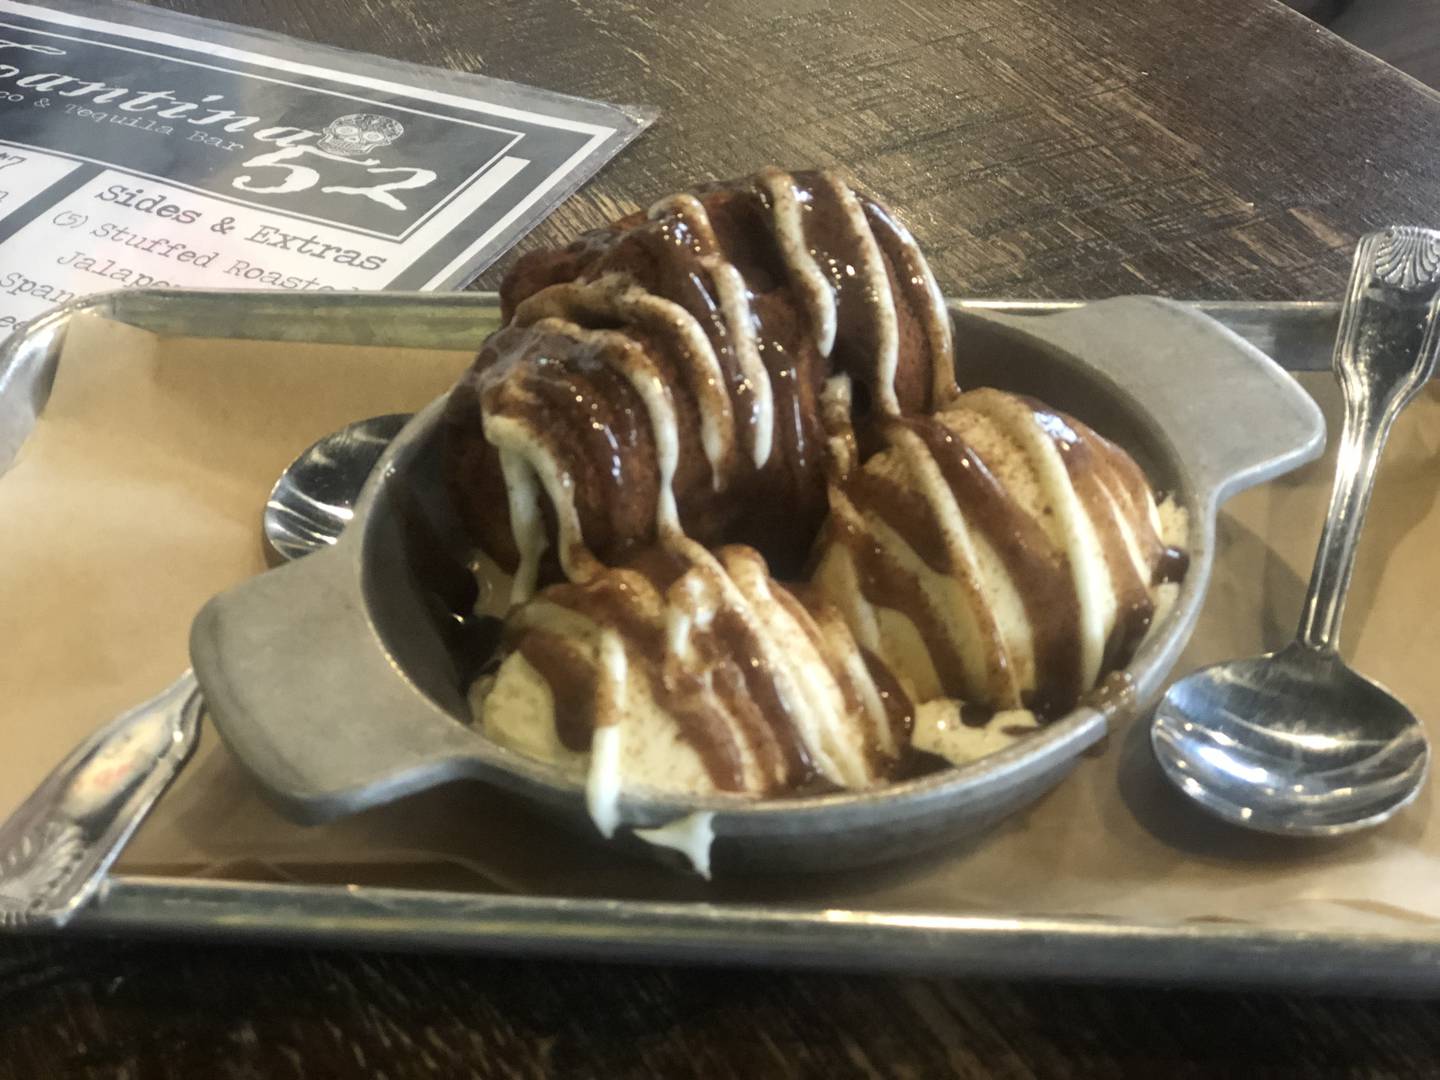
5 313 1440 934
0 314 472 822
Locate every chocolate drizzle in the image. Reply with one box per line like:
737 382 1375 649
959 703 997 729
861 646 915 744
1155 545 1190 585
1028 401 1164 677
497 539 910 794
454 170 1191 804
816 390 1182 722
517 632 596 752
895 415 1083 716
444 169 955 595
825 508 977 701
843 467 951 573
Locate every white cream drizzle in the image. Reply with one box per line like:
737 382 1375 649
794 595 902 766
838 633 901 760
633 812 716 878
649 192 777 469
829 174 902 414
493 446 547 604
703 254 775 467
820 375 858 480
515 276 736 491
982 394 1112 689
646 192 714 241
622 356 683 536
584 630 629 838
585 725 623 839
481 170 957 616
757 167 839 359
484 413 597 590
885 422 1016 703
922 271 957 405
664 570 709 657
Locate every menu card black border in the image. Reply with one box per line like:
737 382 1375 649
0 0 653 290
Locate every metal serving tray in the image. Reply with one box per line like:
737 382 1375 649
8 290 1440 994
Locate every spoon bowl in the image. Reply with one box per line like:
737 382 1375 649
1153 643 1430 835
264 413 411 565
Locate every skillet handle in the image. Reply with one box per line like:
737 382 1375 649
965 296 1327 504
190 547 476 824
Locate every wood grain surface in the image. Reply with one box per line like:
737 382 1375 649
155 0 1440 307
1332 0 1440 91
7 934 1440 1079
9 0 1440 1075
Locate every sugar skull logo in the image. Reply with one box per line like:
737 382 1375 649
316 113 405 157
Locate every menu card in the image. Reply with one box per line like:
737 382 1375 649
0 0 651 333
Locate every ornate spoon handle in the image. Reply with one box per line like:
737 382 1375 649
0 672 201 928
1298 227 1440 652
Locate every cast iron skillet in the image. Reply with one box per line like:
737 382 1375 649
191 296 1325 873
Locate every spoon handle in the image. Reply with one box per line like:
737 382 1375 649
0 672 202 928
1298 227 1440 652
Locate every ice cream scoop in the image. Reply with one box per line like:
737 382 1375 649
442 168 956 598
475 535 915 827
812 387 1188 718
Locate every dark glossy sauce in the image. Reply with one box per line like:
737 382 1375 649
390 479 503 688
844 467 952 573
518 631 596 752
860 645 915 747
480 330 661 564
789 171 888 411
1029 402 1158 680
462 170 949 576
895 416 1083 716
1154 544 1189 585
958 702 996 729
828 513 979 700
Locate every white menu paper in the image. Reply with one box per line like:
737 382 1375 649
0 0 651 333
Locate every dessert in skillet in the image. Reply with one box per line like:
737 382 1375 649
441 168 1187 811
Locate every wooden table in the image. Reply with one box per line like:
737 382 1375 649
7 0 1440 1075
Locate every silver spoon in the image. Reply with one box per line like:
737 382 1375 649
0 414 407 927
1152 227 1439 836
263 414 411 565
